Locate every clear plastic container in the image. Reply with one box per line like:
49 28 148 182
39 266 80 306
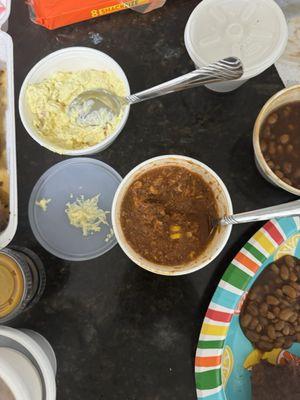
28 158 122 261
185 0 288 92
0 0 17 248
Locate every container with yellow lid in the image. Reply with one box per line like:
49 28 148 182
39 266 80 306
0 247 45 323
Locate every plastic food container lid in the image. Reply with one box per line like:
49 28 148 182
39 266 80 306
28 158 122 261
186 0 288 79
0 254 23 317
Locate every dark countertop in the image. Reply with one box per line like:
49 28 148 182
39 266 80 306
8 1 294 399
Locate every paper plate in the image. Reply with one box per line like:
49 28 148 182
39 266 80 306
195 217 300 400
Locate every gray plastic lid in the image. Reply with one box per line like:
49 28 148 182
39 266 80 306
28 158 122 261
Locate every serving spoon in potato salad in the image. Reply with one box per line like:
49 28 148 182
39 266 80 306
68 56 243 127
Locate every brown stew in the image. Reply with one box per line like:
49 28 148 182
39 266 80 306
260 102 300 189
120 165 218 266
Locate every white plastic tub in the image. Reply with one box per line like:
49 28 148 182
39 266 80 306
0 0 17 248
0 347 43 400
19 47 130 156
184 0 288 92
0 326 57 400
112 155 233 276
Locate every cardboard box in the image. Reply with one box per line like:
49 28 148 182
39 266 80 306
28 0 166 30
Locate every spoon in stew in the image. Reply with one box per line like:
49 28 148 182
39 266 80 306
210 199 300 234
68 56 243 127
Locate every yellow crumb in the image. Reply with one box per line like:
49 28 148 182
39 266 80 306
35 198 51 212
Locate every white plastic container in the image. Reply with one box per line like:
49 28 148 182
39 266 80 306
184 0 288 92
0 326 57 400
22 329 57 375
0 347 43 400
112 155 233 276
19 47 130 156
0 0 17 248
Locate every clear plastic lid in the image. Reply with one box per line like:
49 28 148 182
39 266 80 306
186 0 288 79
28 158 122 261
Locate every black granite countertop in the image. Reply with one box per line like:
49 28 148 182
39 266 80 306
8 1 294 399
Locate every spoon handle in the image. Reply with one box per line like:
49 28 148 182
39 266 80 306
126 57 243 104
220 199 300 226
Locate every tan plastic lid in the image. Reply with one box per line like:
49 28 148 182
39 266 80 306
0 253 24 318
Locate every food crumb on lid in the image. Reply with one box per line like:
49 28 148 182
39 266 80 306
35 198 51 212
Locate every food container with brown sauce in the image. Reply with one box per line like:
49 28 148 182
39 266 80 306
0 0 17 248
112 155 232 276
253 85 300 196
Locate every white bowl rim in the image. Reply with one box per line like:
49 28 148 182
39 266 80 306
19 47 131 156
112 155 233 276
253 84 300 196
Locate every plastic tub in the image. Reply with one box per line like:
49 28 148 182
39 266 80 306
21 330 57 375
184 0 288 92
0 247 46 323
28 158 122 261
112 155 233 276
0 347 43 400
19 47 130 156
253 84 300 196
0 326 57 400
0 0 17 248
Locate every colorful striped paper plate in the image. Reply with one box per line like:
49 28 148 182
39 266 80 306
195 217 300 400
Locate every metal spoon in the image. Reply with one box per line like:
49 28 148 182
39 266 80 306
68 56 243 127
211 199 300 232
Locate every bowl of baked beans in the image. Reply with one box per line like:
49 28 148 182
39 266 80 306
253 85 300 196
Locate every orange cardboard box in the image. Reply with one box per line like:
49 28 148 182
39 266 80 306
28 0 166 30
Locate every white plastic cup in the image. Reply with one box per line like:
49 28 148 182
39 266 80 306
0 347 43 400
0 326 56 400
19 47 130 156
184 0 288 92
112 155 233 276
